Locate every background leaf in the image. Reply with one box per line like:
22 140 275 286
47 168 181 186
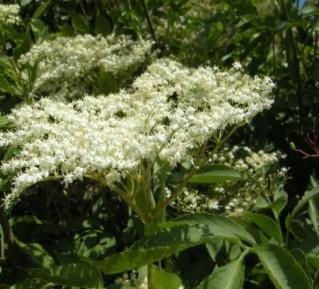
85 214 255 274
255 244 312 289
28 262 103 289
189 165 242 184
197 256 245 289
151 266 183 289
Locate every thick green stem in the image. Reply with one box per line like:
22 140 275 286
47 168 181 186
0 203 17 262
140 0 157 42
151 123 243 219
144 221 154 289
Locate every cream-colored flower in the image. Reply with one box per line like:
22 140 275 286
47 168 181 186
19 34 153 100
0 4 20 25
0 58 274 209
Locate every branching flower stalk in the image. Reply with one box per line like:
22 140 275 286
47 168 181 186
0 58 274 288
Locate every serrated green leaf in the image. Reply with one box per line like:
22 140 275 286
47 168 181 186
308 195 319 236
271 188 288 217
28 262 103 289
286 187 319 231
161 214 256 245
32 0 51 19
152 266 183 289
85 214 255 274
189 165 242 184
205 239 223 261
197 257 244 289
255 244 312 289
16 240 54 268
240 212 283 243
31 19 49 41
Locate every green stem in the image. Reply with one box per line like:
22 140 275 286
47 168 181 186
144 221 154 289
0 203 17 262
151 123 243 218
151 141 208 218
140 0 157 42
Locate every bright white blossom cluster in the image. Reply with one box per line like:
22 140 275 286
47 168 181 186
0 4 20 25
173 146 287 215
0 59 274 208
19 34 153 100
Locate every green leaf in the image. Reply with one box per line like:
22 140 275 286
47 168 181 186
20 0 32 7
271 188 288 217
95 70 118 94
152 266 183 289
301 2 319 16
308 195 319 236
85 214 255 274
197 257 244 289
189 164 242 184
255 244 312 289
95 13 111 36
307 244 319 269
8 278 50 289
0 115 10 129
16 240 54 268
286 186 319 231
74 232 116 259
161 214 256 245
32 0 52 19
239 212 283 243
205 239 223 261
0 74 15 94
28 262 103 289
72 13 89 33
30 19 49 41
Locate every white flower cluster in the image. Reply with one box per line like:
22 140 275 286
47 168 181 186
0 59 274 208
173 187 220 213
19 34 153 100
212 146 283 173
0 4 20 25
174 146 287 216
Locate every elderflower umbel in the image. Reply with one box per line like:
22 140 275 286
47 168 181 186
0 4 20 25
19 34 153 100
0 58 274 209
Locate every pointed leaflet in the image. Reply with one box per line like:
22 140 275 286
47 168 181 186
238 212 283 243
255 244 312 289
197 257 244 289
151 266 183 289
28 262 103 289
189 164 242 184
286 186 319 231
161 214 256 245
85 214 255 274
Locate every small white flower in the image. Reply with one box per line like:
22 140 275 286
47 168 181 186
0 58 274 209
0 4 20 25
